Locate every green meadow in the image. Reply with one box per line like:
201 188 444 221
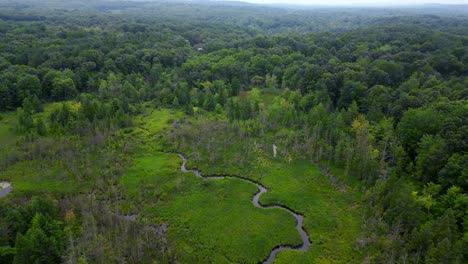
118 108 363 263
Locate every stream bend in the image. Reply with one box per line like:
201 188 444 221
177 154 311 264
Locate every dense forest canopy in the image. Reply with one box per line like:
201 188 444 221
0 0 466 263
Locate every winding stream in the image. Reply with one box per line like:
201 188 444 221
0 181 12 198
177 154 311 264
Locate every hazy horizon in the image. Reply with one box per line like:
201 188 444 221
236 0 468 6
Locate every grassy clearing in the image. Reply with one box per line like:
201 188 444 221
120 153 178 198
120 151 302 263
0 103 125 196
120 109 306 263
0 159 85 195
258 160 363 263
126 108 363 263
181 154 363 263
129 106 184 152
165 110 364 262
0 111 17 150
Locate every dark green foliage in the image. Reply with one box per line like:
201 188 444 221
0 1 467 263
0 197 64 264
439 154 468 189
17 74 41 101
51 77 77 101
14 213 64 264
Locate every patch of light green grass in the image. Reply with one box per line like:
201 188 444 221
121 152 303 263
120 153 180 197
130 108 184 152
0 159 86 196
0 111 17 148
252 160 363 263
177 144 363 263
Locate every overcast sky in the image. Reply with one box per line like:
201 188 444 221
239 0 468 6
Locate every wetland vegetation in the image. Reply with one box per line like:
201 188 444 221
0 0 467 263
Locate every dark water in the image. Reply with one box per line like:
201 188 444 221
0 182 12 198
178 154 311 264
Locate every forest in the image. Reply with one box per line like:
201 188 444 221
0 0 467 263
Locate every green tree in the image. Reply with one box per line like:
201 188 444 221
17 74 41 101
397 107 442 158
350 115 379 184
52 78 78 101
415 135 449 183
439 154 468 190
14 213 65 264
